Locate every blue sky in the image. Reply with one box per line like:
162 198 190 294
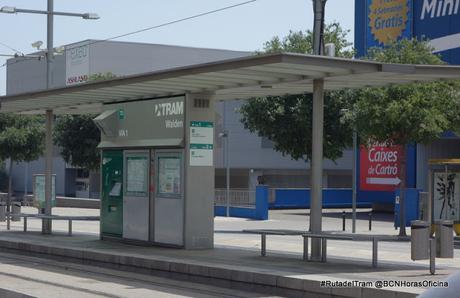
0 0 355 95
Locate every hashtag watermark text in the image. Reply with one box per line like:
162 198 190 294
320 280 449 289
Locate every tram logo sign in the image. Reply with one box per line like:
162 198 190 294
360 142 402 191
154 101 184 117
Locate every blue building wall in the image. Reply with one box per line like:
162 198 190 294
215 186 268 220
270 188 372 209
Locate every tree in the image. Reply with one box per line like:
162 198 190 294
53 72 116 171
261 22 354 58
240 23 355 162
53 72 116 198
0 114 45 163
0 114 44 214
347 39 460 235
54 114 101 171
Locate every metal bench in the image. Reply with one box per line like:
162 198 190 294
6 213 99 236
243 229 306 256
243 229 408 268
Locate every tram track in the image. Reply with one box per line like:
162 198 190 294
0 250 274 298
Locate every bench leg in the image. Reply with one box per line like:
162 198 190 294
372 239 378 268
23 217 27 232
303 236 309 261
261 233 266 256
68 220 72 236
6 213 10 230
321 238 327 262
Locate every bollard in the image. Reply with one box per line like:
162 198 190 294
369 212 372 231
411 220 430 260
342 211 346 231
11 202 21 222
430 238 436 275
435 220 454 258
0 201 5 222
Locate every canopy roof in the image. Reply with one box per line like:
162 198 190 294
2 52 460 114
428 159 460 165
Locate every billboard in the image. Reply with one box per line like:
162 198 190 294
413 0 460 64
360 143 403 191
65 42 90 86
356 0 460 65
433 171 460 222
97 96 185 148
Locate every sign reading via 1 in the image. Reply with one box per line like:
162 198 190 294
360 142 402 191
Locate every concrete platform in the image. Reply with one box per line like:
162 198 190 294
2 208 459 297
0 230 455 298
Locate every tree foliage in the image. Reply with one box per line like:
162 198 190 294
0 114 45 162
53 72 116 170
347 39 460 146
54 114 101 170
262 22 354 58
240 23 354 162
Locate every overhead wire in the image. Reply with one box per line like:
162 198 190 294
0 0 258 69
0 42 24 55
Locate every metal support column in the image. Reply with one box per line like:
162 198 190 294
372 238 378 268
43 109 53 234
310 79 324 260
42 0 54 234
430 238 436 275
352 130 357 233
47 0 54 89
261 233 266 256
312 0 326 55
303 236 309 261
226 133 230 217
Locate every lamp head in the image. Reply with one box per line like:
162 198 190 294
31 41 43 50
82 13 100 20
0 6 16 14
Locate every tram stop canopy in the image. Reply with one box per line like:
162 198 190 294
2 52 460 250
2 52 460 114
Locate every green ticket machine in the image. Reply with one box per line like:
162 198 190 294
100 150 123 237
94 94 215 249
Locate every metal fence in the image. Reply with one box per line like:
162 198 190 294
215 188 256 207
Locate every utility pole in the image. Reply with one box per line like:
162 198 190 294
312 0 327 55
310 0 327 261
43 0 54 234
0 1 99 234
352 130 357 233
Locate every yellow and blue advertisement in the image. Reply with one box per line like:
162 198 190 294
366 0 412 48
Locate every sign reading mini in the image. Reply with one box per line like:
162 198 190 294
366 0 412 48
360 142 403 191
414 0 460 64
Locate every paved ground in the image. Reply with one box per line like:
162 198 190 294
0 207 458 297
0 250 262 298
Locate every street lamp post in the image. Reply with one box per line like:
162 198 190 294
218 130 230 217
1 1 99 234
352 129 357 233
310 0 327 260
